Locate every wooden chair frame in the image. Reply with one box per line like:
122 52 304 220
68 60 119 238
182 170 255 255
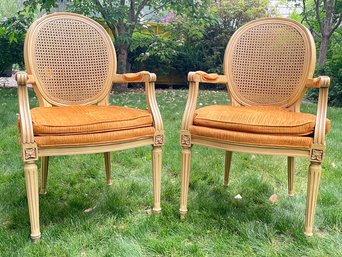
16 13 164 241
179 18 330 236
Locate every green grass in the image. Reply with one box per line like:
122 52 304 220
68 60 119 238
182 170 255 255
0 87 342 256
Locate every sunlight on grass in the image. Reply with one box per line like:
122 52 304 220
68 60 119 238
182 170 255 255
0 88 341 256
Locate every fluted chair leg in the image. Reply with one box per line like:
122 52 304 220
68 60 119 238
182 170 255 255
40 156 49 195
104 152 112 186
24 161 41 241
288 157 295 196
180 147 192 218
224 151 232 186
304 162 322 236
152 146 162 213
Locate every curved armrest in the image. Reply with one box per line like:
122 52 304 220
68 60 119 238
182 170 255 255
305 76 330 88
311 76 330 150
113 71 164 145
16 71 38 161
181 71 228 147
144 73 164 146
181 71 228 133
112 71 157 83
188 71 228 84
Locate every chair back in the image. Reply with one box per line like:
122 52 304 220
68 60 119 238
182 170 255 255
224 18 316 107
24 12 116 106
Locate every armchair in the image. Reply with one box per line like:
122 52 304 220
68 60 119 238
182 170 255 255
179 18 330 236
17 12 164 240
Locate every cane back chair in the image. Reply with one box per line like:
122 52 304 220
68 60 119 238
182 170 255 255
180 18 330 236
16 12 164 240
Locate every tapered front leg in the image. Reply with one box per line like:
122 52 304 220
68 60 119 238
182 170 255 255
104 152 112 186
224 151 232 186
288 157 295 196
304 162 322 236
180 147 192 218
40 156 49 195
152 146 162 213
24 161 40 241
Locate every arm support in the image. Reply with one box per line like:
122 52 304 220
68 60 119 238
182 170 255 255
308 76 330 146
306 76 330 159
180 71 228 146
113 71 156 83
187 71 228 84
113 71 164 145
305 77 330 89
16 71 38 161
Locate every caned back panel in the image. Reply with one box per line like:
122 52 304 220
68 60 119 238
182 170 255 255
224 18 316 107
25 13 116 106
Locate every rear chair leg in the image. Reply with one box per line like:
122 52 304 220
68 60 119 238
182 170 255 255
40 156 49 195
24 161 40 241
224 151 232 186
104 152 112 185
288 157 295 196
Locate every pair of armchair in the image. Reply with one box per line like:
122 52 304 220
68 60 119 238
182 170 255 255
17 13 330 240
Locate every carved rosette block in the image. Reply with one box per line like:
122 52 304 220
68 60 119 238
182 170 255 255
181 135 191 147
154 134 164 146
24 147 38 161
310 149 323 162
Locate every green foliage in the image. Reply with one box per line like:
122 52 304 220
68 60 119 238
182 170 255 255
290 0 342 106
0 16 29 74
0 0 56 75
325 31 342 106
296 27 342 106
129 32 179 75
69 0 212 75
300 0 342 34
196 0 270 73
130 0 270 77
0 0 24 19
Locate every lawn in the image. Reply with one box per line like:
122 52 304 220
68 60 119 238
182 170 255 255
0 87 341 256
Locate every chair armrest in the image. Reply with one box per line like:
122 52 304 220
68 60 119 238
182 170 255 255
112 71 157 83
305 76 330 88
145 73 164 146
188 71 228 84
16 71 38 161
113 71 164 145
181 71 228 147
311 76 330 151
181 71 228 131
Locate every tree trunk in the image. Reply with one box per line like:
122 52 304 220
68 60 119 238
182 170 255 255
115 43 129 89
117 43 129 74
318 35 329 74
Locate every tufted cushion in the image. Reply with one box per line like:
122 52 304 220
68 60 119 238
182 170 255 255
30 105 155 147
190 126 313 149
193 105 330 136
34 127 155 147
31 105 153 135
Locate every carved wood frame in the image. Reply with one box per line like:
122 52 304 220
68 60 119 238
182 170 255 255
16 13 164 241
179 18 330 237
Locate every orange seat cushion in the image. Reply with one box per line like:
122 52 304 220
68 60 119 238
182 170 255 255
30 105 155 147
193 105 330 135
31 105 153 135
34 127 155 147
190 126 313 149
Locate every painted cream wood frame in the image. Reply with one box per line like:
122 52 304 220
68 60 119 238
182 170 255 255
16 13 164 241
179 19 330 237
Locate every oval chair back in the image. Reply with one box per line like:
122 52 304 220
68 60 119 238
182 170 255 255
224 18 316 108
24 12 116 106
